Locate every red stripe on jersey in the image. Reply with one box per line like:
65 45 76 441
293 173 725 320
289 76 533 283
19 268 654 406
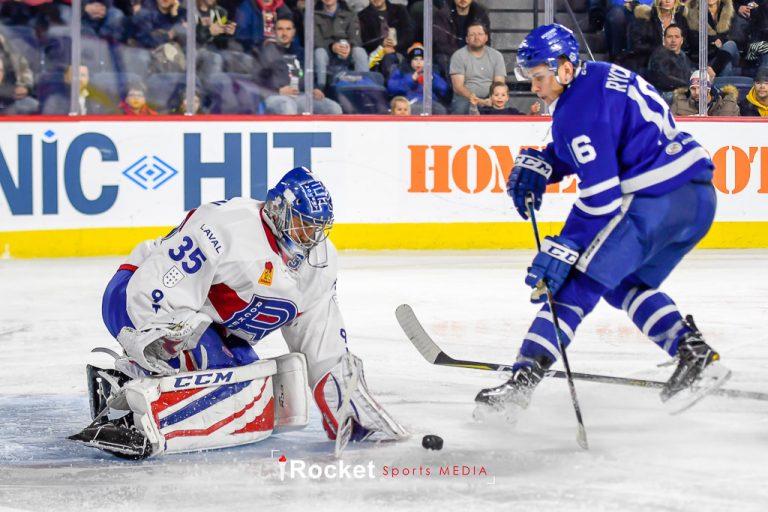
163 378 270 440
208 282 248 322
118 264 138 272
313 373 338 440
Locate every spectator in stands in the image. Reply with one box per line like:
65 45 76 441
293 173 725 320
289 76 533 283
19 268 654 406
118 82 159 115
739 66 768 115
358 0 414 79
744 3 768 68
729 0 756 49
389 94 410 115
41 64 114 114
470 81 540 115
387 42 449 113
671 69 740 115
81 0 126 43
126 0 187 75
0 34 37 115
447 0 490 48
235 0 293 53
408 0 458 77
0 56 39 114
624 0 689 73
313 0 368 90
0 0 68 29
448 20 505 115
170 88 205 114
258 15 343 114
646 24 693 98
605 0 653 62
196 0 237 75
685 0 740 76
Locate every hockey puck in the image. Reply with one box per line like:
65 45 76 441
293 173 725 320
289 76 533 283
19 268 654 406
422 434 443 450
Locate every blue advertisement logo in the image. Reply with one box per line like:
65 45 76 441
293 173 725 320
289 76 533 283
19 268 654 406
122 156 179 190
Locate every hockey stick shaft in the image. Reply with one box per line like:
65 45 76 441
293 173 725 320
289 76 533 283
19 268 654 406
395 304 768 402
526 195 588 449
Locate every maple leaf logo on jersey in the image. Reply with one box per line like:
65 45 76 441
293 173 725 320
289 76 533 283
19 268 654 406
258 262 274 286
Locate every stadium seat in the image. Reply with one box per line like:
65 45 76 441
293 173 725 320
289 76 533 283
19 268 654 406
205 73 264 114
145 72 188 113
116 45 152 77
332 71 388 114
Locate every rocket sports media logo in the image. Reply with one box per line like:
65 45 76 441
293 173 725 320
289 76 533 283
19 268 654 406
275 452 376 481
272 451 493 483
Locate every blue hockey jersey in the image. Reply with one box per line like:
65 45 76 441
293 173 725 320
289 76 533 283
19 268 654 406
542 61 713 250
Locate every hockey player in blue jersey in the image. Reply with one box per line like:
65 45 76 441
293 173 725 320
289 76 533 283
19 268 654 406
474 24 731 419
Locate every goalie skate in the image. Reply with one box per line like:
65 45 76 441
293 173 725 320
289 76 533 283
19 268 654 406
68 416 152 460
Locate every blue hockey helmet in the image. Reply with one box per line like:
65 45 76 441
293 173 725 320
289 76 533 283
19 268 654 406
515 24 580 80
264 167 334 262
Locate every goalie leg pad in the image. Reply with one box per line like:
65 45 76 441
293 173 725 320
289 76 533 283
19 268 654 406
272 352 310 431
313 353 408 442
123 360 277 456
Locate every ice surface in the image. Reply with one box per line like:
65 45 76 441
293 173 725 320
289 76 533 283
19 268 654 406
1 250 767 512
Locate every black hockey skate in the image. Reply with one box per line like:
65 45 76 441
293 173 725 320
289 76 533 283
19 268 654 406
473 361 546 423
660 315 731 413
68 415 152 460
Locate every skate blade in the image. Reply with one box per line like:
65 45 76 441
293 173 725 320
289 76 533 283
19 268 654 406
664 362 732 415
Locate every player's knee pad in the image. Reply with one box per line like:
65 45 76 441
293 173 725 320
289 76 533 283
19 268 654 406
272 352 310 431
312 353 408 443
123 360 277 456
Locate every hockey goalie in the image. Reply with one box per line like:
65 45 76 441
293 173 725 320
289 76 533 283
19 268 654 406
69 167 408 459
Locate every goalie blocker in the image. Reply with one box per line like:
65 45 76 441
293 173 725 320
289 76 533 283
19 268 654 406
71 352 408 458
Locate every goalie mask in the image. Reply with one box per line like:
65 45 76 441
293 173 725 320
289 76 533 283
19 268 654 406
263 167 334 268
515 23 580 82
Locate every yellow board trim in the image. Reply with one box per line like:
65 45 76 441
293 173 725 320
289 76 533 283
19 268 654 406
0 222 766 257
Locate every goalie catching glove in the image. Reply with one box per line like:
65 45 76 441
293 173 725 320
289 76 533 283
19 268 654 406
116 312 212 375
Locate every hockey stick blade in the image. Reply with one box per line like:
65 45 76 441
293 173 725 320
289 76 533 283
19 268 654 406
396 304 768 402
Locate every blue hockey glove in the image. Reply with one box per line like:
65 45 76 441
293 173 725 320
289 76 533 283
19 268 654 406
507 148 553 219
525 236 580 303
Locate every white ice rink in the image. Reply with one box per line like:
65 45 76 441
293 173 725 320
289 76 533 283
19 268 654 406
1 249 767 512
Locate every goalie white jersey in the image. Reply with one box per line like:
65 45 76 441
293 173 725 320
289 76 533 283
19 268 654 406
122 197 347 385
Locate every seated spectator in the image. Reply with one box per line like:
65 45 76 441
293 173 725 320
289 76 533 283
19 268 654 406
387 43 449 114
0 34 37 115
448 21 505 114
389 94 410 115
408 1 459 73
605 0 653 61
118 82 159 115
646 24 693 97
671 69 740 115
196 0 238 75
126 0 187 73
41 64 114 114
685 0 740 76
0 56 39 115
358 0 414 79
447 0 491 48
258 15 343 114
470 81 540 115
0 0 68 29
729 0 755 49
235 0 293 54
623 0 689 73
739 66 768 115
744 3 768 68
170 88 205 114
313 0 368 90
82 0 125 43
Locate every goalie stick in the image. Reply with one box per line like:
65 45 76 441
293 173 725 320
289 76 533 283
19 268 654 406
395 304 768 402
